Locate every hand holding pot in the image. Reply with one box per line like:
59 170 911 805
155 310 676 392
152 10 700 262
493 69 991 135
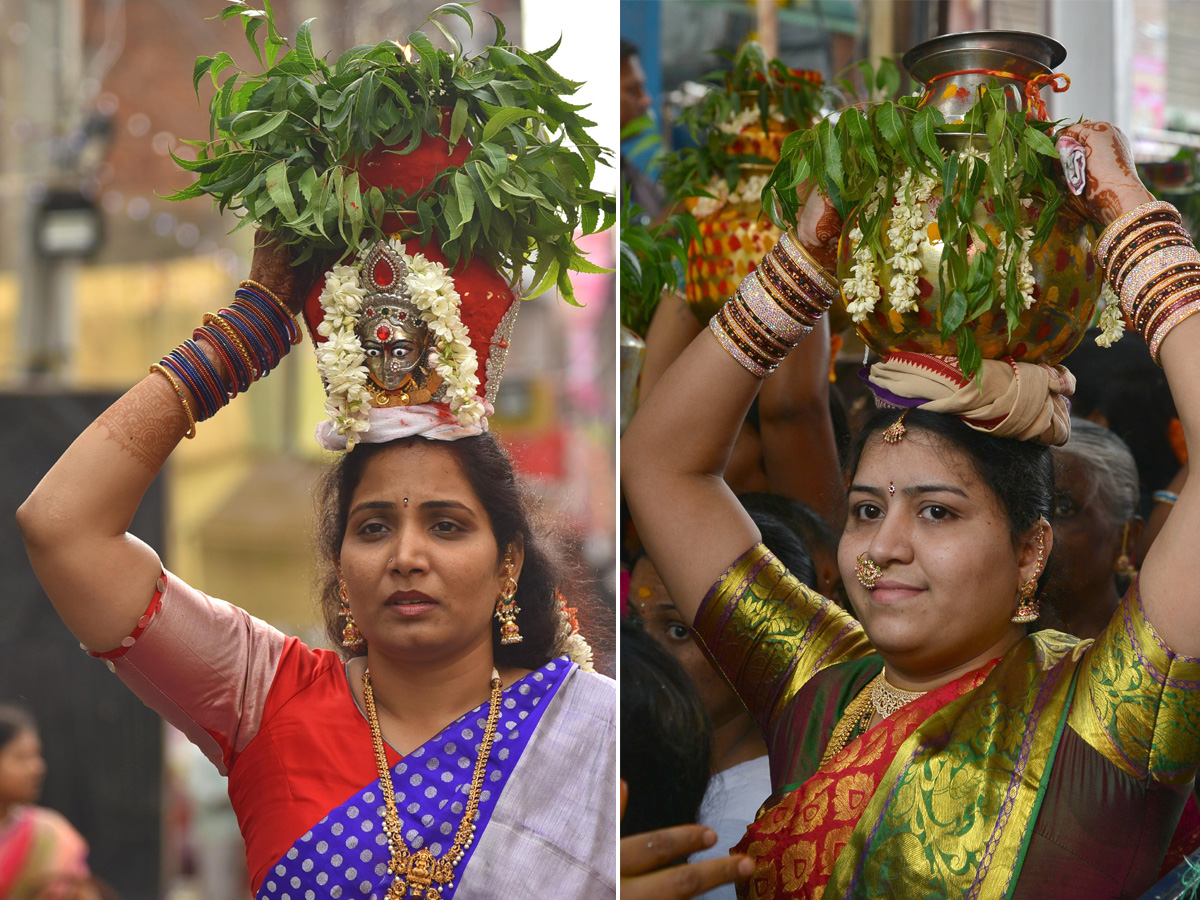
248 232 318 316
1054 121 1154 227
792 183 843 273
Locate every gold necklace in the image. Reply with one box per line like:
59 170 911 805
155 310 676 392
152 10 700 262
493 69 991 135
363 667 503 900
818 672 928 768
870 673 926 720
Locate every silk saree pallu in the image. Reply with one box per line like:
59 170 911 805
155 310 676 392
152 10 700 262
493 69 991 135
737 660 997 900
256 660 573 900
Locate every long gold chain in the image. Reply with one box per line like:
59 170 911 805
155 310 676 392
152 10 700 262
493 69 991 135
363 668 503 900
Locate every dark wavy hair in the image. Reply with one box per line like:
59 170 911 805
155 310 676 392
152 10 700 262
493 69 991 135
315 433 576 669
848 408 1055 600
619 617 711 838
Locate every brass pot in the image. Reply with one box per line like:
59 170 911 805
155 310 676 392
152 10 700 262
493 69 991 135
834 31 1097 365
836 176 1099 364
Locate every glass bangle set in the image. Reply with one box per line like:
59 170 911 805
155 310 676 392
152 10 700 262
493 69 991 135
151 281 300 438
710 231 840 378
1097 200 1200 362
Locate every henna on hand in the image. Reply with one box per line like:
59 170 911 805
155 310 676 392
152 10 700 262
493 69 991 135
1059 121 1151 226
248 232 317 315
97 376 189 472
794 190 842 271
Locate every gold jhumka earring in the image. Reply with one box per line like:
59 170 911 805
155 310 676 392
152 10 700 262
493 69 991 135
494 552 522 645
338 574 365 650
1114 522 1139 580
1011 527 1047 624
855 553 883 590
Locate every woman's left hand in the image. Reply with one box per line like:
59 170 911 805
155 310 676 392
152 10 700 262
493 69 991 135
247 232 317 315
1054 121 1154 227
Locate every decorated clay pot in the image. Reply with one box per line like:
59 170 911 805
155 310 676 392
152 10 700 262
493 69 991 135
301 133 519 409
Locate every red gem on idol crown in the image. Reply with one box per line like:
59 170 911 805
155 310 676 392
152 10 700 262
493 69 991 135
376 324 392 342
373 256 396 289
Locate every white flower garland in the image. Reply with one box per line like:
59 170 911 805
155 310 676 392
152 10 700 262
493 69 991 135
717 106 786 135
842 150 1037 324
842 175 885 323
1095 281 1125 347
315 241 483 449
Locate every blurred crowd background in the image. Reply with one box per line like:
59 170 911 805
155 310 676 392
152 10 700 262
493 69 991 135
0 1 616 897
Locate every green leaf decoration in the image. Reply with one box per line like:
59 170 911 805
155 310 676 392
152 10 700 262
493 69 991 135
619 188 695 335
655 40 825 205
769 75 1070 383
169 2 613 304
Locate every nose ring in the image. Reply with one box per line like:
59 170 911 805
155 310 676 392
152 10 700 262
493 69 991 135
855 553 883 590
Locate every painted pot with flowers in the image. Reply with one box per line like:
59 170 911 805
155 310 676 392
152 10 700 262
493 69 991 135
170 3 613 447
659 42 823 323
767 31 1107 379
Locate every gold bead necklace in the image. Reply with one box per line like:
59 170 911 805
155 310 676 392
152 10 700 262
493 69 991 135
363 668 503 900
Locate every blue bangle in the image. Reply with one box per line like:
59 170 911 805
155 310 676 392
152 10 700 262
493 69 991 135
220 306 277 374
165 344 224 420
196 323 252 394
1153 490 1179 505
235 286 299 344
233 292 290 360
161 353 220 422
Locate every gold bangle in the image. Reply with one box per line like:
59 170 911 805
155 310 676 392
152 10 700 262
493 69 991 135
149 363 197 439
1111 224 1191 290
204 313 261 381
779 231 839 301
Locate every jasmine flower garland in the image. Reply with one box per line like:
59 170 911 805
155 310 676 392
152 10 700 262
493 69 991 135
1095 282 1125 347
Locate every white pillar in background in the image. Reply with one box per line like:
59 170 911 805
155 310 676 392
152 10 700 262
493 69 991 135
1048 0 1123 131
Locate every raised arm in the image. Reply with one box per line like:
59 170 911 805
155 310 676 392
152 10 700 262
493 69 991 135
1063 122 1200 657
16 239 307 651
758 314 845 530
622 191 843 620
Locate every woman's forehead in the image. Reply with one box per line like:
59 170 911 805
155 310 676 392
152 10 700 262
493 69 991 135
854 430 980 490
355 443 475 501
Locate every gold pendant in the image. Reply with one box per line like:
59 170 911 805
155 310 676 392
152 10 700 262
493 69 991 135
387 847 449 899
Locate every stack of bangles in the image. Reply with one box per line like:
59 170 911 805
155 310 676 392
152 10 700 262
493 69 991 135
709 230 839 378
1095 200 1200 362
150 280 301 438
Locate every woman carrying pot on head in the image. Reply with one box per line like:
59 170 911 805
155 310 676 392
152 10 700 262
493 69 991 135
17 228 613 900
16 230 614 900
622 119 1200 899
